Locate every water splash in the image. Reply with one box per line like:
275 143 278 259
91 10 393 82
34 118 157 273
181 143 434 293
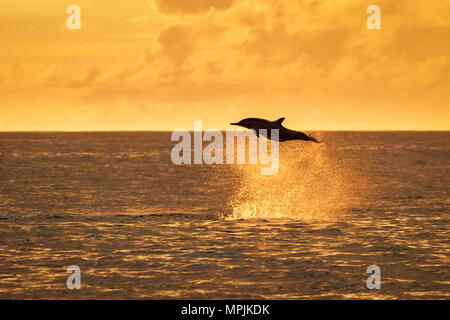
223 137 355 220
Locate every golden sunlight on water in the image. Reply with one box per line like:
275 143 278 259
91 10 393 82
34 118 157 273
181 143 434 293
225 139 358 220
0 132 448 299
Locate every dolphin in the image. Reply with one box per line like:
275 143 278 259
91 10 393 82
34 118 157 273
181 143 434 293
230 117 319 143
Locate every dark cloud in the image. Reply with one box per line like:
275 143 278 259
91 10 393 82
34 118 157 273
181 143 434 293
156 25 194 67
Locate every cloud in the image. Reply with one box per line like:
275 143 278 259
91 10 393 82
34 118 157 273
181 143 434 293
70 65 102 87
156 25 194 67
150 0 234 15
42 65 102 88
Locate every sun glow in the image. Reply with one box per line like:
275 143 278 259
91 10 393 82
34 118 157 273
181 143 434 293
0 1 449 131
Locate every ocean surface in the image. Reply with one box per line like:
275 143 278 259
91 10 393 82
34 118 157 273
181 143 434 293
0 131 448 299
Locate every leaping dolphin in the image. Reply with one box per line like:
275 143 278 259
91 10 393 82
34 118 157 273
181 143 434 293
230 117 319 143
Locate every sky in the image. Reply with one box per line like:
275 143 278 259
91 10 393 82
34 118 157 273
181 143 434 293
0 0 449 131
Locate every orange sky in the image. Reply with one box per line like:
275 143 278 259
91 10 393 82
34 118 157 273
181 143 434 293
0 0 449 131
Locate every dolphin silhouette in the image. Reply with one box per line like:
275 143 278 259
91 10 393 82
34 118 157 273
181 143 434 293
230 117 319 143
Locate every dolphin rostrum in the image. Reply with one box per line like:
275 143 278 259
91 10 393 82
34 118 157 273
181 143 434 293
230 117 319 143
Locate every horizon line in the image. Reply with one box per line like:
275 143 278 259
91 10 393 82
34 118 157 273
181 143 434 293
0 129 449 133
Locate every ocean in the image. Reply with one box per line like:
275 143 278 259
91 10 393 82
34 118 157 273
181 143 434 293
0 131 448 299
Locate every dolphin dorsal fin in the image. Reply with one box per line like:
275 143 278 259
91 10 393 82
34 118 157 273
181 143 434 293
274 117 285 124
